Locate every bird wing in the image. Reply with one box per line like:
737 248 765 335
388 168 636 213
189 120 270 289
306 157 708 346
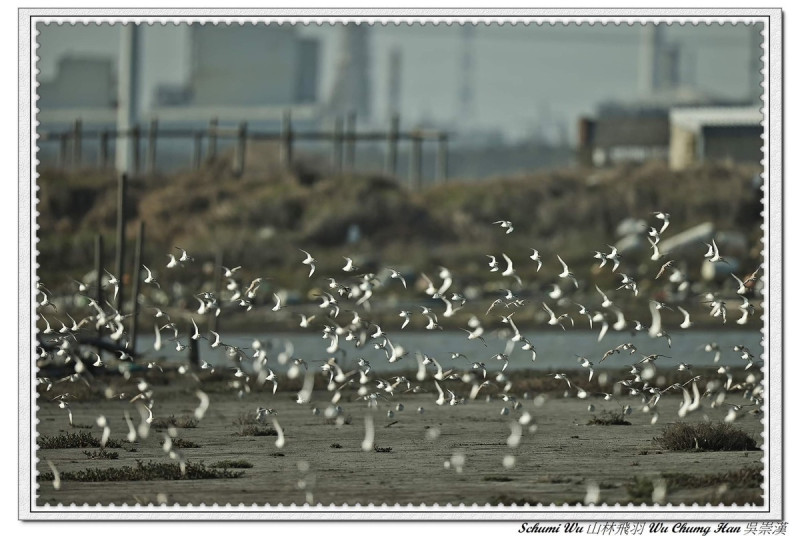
557 254 568 275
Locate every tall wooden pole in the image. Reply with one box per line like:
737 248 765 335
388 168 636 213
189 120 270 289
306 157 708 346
345 111 357 171
146 119 158 174
132 126 141 176
436 133 449 184
116 23 141 175
332 117 344 174
94 234 104 353
114 173 128 313
207 117 218 161
193 132 203 169
385 114 399 176
234 121 247 177
281 110 293 167
210 249 223 333
129 221 144 355
410 134 423 191
72 120 82 170
99 130 109 168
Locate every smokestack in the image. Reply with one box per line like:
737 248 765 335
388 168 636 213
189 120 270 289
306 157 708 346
387 47 402 120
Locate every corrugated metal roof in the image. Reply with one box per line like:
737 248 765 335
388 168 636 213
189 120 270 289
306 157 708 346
669 106 763 132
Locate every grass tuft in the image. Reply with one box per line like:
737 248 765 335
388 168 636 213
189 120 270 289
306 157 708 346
373 446 393 453
210 460 254 469
235 425 277 437
656 422 759 451
162 438 200 449
483 476 513 482
626 466 763 504
82 449 119 460
38 431 122 449
150 415 198 430
587 411 631 426
37 460 244 482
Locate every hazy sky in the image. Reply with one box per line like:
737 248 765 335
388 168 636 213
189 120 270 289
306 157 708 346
36 22 758 139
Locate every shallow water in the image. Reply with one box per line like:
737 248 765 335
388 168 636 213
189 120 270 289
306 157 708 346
135 329 762 374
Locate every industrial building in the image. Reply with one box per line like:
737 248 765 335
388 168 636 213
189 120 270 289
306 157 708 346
669 107 763 170
188 24 319 107
38 56 116 110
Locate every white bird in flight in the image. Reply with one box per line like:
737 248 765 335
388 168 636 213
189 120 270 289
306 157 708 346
501 253 522 286
529 249 543 271
342 256 358 273
142 265 160 288
556 255 578 288
299 249 316 277
493 220 514 234
653 211 670 234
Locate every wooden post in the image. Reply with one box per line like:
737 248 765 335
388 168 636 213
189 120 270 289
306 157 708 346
410 133 423 191
72 120 82 169
99 130 109 168
146 119 158 174
129 221 144 355
94 234 104 353
385 114 399 176
131 126 141 176
234 121 247 176
193 132 203 169
188 337 200 370
345 111 357 171
281 110 293 167
207 117 218 161
210 249 223 333
332 117 344 174
436 133 449 184
58 133 68 169
115 173 128 313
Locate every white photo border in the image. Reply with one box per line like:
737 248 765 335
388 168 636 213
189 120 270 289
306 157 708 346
19 7 783 521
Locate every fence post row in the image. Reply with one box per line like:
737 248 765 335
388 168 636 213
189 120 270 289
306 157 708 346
146 119 158 175
45 115 452 188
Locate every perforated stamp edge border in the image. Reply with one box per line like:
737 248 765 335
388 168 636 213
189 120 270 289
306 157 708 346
19 7 783 521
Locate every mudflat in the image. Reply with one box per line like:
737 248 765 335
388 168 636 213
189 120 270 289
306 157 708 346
35 388 763 507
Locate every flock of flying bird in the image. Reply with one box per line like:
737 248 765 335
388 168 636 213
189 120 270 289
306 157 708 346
36 210 764 485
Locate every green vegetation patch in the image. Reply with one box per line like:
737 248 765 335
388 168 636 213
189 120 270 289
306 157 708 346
37 460 244 482
150 415 198 430
587 411 631 426
235 425 277 437
38 431 122 449
210 460 254 469
82 449 119 460
656 422 759 451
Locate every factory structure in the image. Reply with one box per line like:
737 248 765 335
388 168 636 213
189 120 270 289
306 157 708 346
37 23 763 176
38 24 371 127
578 23 764 170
